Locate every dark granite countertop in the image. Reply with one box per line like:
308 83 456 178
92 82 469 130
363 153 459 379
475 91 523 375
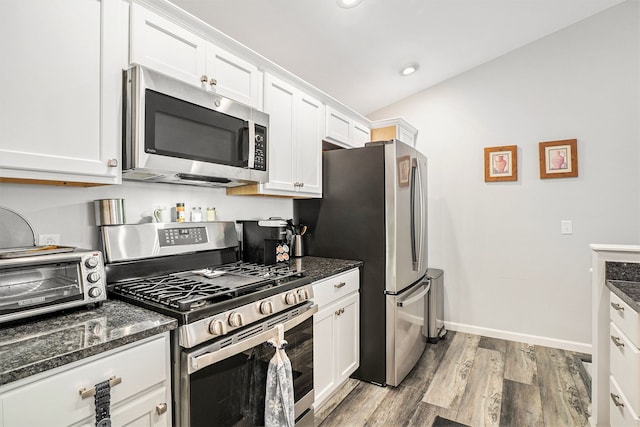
0 300 177 387
294 256 362 282
606 280 640 313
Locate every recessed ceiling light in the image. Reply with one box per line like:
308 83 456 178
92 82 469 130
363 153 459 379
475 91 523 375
401 63 419 76
337 0 364 8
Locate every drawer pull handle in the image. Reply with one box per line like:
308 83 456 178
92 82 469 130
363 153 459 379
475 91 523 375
334 282 346 289
611 302 625 312
611 335 625 347
335 308 345 316
79 376 122 399
156 403 168 415
611 393 625 408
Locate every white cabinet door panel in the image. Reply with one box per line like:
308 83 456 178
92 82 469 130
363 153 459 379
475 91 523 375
264 75 296 192
352 122 371 148
296 94 323 195
325 106 351 145
130 3 206 85
336 292 360 380
0 0 121 184
313 306 336 407
208 44 260 108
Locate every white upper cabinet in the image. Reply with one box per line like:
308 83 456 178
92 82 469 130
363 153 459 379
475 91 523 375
370 118 419 147
0 0 124 185
325 106 370 148
261 74 322 196
130 4 260 108
228 73 322 197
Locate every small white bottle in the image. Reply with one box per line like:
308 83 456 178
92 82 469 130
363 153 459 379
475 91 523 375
191 207 202 222
206 207 217 221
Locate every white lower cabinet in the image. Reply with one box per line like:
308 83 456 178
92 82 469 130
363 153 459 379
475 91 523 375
313 269 360 409
0 334 171 427
609 291 640 426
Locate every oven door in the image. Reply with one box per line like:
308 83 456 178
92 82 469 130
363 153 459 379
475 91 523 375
180 303 316 427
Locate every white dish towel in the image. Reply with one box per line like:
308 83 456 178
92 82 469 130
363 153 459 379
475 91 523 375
264 324 295 427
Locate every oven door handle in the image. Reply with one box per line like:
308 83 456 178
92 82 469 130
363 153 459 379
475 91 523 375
188 304 318 374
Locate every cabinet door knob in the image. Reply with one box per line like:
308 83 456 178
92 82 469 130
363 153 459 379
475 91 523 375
210 78 217 86
107 158 118 167
611 335 625 347
156 403 168 415
611 393 625 407
611 302 624 312
200 75 209 83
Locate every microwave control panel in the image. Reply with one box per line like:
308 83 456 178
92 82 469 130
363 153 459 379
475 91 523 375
254 126 267 171
159 227 208 246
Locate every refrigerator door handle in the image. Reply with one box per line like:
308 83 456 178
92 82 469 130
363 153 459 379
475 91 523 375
397 281 430 307
416 158 425 272
410 158 419 270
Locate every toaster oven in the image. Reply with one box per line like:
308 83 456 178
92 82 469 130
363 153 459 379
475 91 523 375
0 249 107 324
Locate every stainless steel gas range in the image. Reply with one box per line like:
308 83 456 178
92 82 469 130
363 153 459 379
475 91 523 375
100 222 316 426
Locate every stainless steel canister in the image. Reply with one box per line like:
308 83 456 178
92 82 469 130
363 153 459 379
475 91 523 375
94 199 125 226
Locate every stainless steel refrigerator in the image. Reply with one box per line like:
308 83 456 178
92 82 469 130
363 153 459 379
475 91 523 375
294 139 428 386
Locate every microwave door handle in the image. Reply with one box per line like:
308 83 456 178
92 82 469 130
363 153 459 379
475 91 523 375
410 158 418 271
247 120 255 169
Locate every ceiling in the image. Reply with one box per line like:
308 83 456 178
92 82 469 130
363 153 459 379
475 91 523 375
171 0 626 116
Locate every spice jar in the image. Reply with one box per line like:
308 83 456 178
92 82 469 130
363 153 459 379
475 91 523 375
206 207 217 221
176 203 186 223
191 206 202 222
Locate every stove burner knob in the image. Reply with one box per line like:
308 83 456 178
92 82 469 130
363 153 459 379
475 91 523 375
259 301 274 315
297 289 309 301
284 292 299 305
228 312 244 328
87 272 101 283
208 319 226 336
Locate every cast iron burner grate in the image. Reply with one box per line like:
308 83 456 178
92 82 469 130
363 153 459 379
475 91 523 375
112 276 239 311
214 262 299 278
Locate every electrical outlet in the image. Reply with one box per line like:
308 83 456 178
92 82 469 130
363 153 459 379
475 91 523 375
38 234 60 246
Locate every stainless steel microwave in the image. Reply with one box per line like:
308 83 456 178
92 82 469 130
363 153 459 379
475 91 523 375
123 65 269 187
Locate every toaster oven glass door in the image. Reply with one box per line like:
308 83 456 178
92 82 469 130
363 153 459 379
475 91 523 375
0 261 83 315
145 89 253 168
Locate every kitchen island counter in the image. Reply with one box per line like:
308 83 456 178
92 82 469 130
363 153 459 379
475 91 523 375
0 300 177 386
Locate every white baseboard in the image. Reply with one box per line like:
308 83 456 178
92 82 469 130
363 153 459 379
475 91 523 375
444 321 592 354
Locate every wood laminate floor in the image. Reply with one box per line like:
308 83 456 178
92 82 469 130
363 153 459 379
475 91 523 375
315 331 591 427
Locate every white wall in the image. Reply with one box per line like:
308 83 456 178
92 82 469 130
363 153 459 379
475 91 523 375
369 0 640 352
0 181 292 250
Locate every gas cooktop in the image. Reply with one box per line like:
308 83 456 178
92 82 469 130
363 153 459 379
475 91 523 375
108 261 311 324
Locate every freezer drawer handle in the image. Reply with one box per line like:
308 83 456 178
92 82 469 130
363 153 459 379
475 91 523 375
611 335 625 348
611 302 624 312
334 282 346 289
611 393 625 408
397 283 430 307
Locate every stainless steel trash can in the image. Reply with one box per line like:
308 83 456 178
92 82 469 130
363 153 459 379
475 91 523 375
426 268 446 343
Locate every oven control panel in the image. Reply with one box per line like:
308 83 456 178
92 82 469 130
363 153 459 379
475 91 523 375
179 283 314 348
158 227 208 246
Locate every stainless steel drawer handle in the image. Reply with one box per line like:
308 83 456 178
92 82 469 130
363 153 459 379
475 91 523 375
79 376 122 399
334 282 346 289
156 403 168 415
611 302 625 312
611 336 625 347
611 393 625 408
